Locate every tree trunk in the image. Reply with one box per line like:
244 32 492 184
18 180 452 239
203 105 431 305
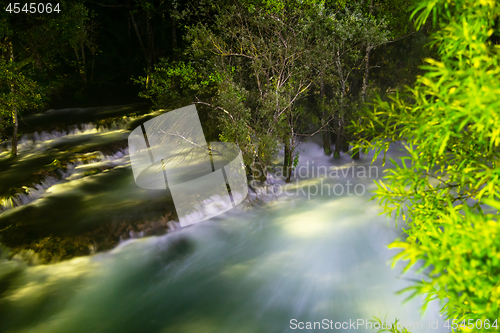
342 139 349 153
352 145 360 160
256 161 267 182
352 151 360 160
284 137 293 182
320 78 331 155
363 0 374 102
11 107 18 157
323 131 331 155
127 16 132 57
352 46 371 161
353 0 373 161
334 118 341 158
74 47 82 82
361 47 371 102
330 129 336 144
8 40 18 157
81 40 87 84
145 13 154 73
334 75 346 158
171 14 177 60
91 53 95 83
130 10 151 87
256 141 268 182
171 16 177 49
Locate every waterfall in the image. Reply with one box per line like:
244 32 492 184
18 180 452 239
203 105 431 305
0 148 130 213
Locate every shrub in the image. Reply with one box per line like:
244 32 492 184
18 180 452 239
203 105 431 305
356 0 500 327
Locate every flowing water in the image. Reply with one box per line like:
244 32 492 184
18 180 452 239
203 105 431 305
0 106 450 333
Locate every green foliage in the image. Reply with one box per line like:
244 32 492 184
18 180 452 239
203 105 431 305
179 0 329 171
0 58 43 107
0 0 95 144
0 54 43 138
371 0 416 38
370 30 431 96
133 59 221 110
303 0 392 154
355 0 500 325
137 0 411 174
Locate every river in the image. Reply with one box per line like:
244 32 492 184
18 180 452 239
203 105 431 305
0 106 449 333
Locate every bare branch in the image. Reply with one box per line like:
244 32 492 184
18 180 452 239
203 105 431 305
193 99 235 122
158 129 222 156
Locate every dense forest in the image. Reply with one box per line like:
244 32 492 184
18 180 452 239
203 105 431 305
1 0 499 332
1 0 426 161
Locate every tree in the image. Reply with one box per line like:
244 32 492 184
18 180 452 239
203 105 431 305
0 1 91 156
144 0 325 182
356 0 500 323
318 4 390 157
126 0 188 86
350 0 415 159
65 3 97 85
0 38 43 157
129 0 156 86
359 0 415 103
136 0 401 180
